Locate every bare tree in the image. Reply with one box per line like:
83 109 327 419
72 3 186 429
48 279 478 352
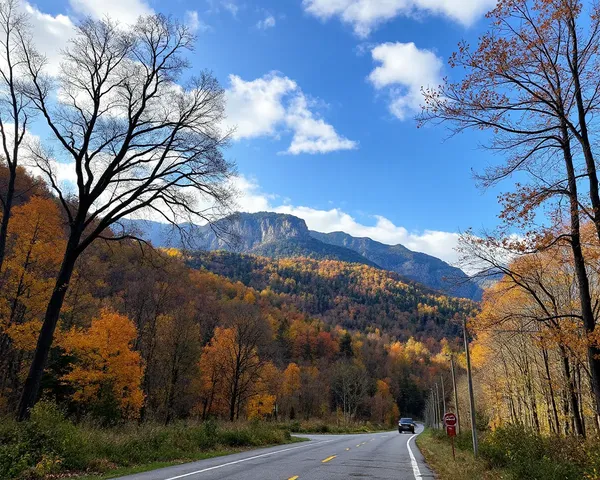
17 14 235 419
331 361 369 426
0 0 35 275
222 303 270 422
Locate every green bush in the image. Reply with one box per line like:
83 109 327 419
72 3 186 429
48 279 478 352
0 401 92 478
0 403 293 479
479 425 587 480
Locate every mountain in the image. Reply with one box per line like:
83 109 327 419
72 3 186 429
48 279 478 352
127 212 482 300
126 213 377 267
310 231 482 301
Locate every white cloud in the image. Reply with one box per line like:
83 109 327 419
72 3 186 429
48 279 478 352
222 1 239 17
285 95 357 154
185 11 210 33
226 73 296 139
69 0 152 25
225 72 356 154
235 176 461 264
257 14 276 29
369 42 443 120
23 2 75 75
303 0 496 37
23 0 153 77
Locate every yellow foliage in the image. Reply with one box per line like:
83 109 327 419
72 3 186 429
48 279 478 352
283 363 301 397
61 309 145 419
247 393 276 419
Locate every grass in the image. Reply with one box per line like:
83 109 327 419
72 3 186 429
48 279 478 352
417 426 600 480
416 429 509 480
0 402 301 480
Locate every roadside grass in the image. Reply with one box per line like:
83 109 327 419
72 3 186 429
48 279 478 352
0 401 302 480
417 429 508 480
418 426 600 480
71 453 237 480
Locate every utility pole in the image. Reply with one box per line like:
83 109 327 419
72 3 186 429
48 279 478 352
463 317 479 457
441 375 447 415
450 354 460 435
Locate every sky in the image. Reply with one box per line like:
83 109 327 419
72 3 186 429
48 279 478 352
21 0 505 265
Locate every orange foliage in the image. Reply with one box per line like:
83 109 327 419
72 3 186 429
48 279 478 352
61 309 145 419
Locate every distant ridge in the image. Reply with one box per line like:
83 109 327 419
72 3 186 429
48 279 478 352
126 211 483 300
310 230 481 300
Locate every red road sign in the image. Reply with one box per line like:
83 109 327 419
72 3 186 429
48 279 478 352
446 425 457 437
444 412 457 427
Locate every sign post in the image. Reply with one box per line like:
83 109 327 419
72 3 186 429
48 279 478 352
444 412 457 461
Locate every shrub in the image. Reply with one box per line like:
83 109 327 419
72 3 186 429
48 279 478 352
0 401 91 479
0 404 293 479
479 425 586 480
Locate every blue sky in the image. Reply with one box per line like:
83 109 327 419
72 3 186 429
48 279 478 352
24 0 504 264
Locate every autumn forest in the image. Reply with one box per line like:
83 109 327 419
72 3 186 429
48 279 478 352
6 0 600 479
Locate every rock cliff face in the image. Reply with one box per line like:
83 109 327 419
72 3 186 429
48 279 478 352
201 212 312 250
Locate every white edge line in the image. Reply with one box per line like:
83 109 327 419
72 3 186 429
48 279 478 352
163 439 337 480
407 433 422 479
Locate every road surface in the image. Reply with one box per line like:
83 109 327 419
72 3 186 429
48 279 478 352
115 425 434 480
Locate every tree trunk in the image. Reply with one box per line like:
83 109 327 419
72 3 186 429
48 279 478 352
567 16 600 244
229 377 238 422
17 229 82 420
560 346 584 436
560 122 600 420
0 166 16 275
542 347 560 434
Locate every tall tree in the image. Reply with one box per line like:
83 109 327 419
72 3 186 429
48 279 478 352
17 14 234 419
419 0 600 418
0 0 35 275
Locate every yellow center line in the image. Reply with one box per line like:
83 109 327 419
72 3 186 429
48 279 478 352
288 476 299 480
322 455 337 463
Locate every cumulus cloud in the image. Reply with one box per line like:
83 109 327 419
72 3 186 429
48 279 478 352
285 95 357 154
23 0 153 76
185 11 210 33
235 176 461 265
23 2 75 76
257 14 276 29
303 0 497 37
225 72 357 154
69 0 152 25
369 42 443 120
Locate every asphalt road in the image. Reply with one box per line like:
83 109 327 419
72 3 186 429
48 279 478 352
115 425 434 480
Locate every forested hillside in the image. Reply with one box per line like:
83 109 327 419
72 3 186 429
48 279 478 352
187 251 477 341
311 230 482 300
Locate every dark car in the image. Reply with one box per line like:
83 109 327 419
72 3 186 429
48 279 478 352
398 417 415 434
